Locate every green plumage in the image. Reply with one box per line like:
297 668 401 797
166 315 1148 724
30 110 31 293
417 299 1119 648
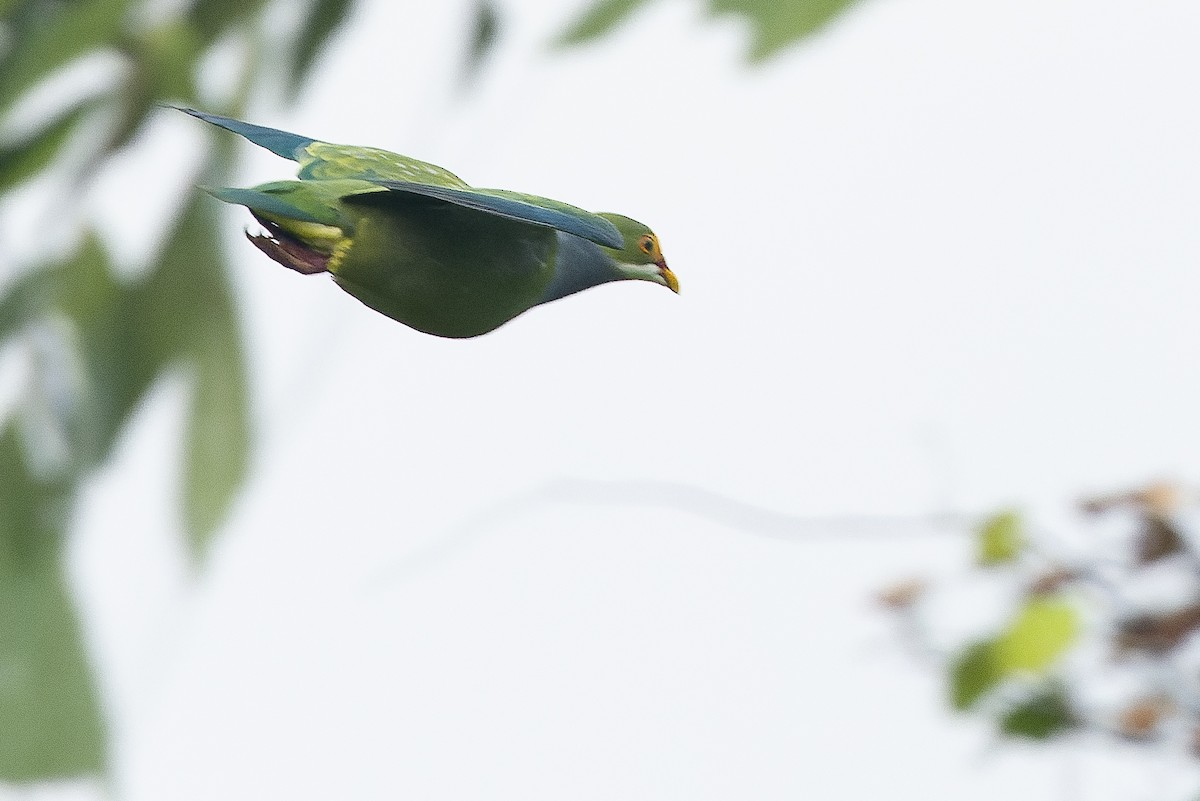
178 108 677 338
335 192 558 338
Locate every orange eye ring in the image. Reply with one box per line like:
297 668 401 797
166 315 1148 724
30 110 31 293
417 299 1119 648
638 235 656 255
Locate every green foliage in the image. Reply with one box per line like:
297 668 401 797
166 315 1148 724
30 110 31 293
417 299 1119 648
0 426 69 568
949 598 1078 713
462 0 501 86
0 563 107 780
288 0 354 99
995 598 1078 674
950 640 1002 711
555 0 865 61
186 0 271 44
555 0 645 48
0 234 138 471
0 426 106 781
106 20 206 153
136 191 250 556
12 238 132 461
1000 687 1076 740
976 509 1023 566
0 0 362 783
0 0 134 112
0 101 96 192
889 492 1200 762
713 0 863 61
0 213 249 557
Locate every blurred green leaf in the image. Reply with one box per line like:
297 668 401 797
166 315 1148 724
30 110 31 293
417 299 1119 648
61 235 159 470
710 0 863 62
134 202 210 366
0 100 94 193
950 640 1001 711
0 424 69 567
144 19 205 99
52 233 121 328
995 597 1078 674
184 321 249 553
137 188 248 558
288 0 354 99
4 212 249 559
0 268 55 343
555 0 864 60
0 567 105 781
0 0 134 113
186 0 271 46
0 0 21 23
0 0 341 779
103 20 206 155
977 509 1023 566
72 296 153 471
555 0 648 48
0 234 151 472
461 0 500 87
1000 687 1076 740
0 425 105 782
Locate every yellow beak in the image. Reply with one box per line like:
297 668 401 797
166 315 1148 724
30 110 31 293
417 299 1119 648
658 263 680 294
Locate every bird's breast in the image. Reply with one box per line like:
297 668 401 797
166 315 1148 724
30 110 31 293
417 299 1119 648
330 195 558 338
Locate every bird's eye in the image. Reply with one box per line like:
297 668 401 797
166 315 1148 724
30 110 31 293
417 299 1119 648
638 235 655 255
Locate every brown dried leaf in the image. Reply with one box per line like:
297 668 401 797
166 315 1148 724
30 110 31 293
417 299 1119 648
1027 567 1080 597
1117 603 1200 654
877 578 926 610
1117 696 1173 740
1135 514 1185 565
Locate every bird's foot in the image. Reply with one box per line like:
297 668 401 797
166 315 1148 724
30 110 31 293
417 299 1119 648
245 217 330 275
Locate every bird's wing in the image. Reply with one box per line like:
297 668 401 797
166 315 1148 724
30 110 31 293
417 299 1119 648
297 142 470 186
174 108 623 248
174 107 316 160
174 107 470 187
203 179 379 227
345 181 624 249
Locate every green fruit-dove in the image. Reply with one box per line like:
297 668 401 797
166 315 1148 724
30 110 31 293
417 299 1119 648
177 108 678 338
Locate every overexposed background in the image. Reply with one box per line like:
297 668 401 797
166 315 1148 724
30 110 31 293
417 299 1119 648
7 0 1200 798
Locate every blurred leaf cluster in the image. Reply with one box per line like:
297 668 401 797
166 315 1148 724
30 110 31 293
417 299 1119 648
556 0 866 61
881 482 1200 763
0 0 358 784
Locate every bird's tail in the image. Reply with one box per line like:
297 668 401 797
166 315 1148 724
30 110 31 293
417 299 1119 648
201 183 345 275
202 184 328 226
172 106 316 161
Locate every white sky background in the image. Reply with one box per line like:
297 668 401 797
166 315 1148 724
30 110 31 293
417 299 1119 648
5 0 1200 798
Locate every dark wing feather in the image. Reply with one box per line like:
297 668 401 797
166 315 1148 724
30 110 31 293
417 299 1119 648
346 180 624 249
173 106 315 160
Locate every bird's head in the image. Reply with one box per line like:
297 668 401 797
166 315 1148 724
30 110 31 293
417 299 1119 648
598 213 679 293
